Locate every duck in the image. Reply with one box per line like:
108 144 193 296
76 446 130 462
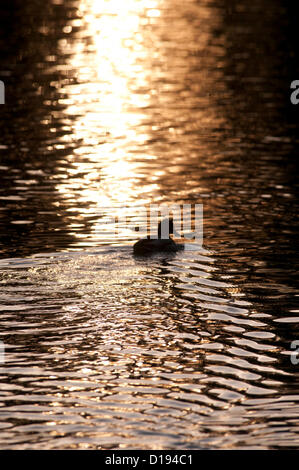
133 218 184 255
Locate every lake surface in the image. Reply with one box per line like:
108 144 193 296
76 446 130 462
0 0 298 449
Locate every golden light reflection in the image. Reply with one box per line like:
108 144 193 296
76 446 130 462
55 0 164 244
53 0 224 247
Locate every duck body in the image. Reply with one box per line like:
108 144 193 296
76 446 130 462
133 236 183 255
133 218 184 256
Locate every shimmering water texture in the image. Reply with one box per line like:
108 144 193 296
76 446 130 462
0 0 298 450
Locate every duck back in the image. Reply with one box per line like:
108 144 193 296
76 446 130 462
133 237 183 255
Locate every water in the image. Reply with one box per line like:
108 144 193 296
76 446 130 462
0 0 298 449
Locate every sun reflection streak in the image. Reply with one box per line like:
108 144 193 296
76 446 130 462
54 0 164 244
53 0 224 248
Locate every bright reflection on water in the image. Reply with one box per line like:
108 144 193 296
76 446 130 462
57 0 158 238
0 0 299 449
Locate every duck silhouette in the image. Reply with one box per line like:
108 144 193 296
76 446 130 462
133 218 184 255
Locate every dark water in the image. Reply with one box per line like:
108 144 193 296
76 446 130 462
0 0 298 449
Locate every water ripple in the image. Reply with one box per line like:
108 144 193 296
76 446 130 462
0 0 298 450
